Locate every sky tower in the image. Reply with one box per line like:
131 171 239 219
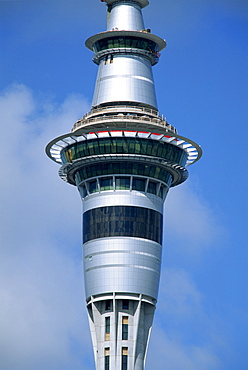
46 0 202 369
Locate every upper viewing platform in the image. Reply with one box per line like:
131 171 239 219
85 30 166 53
71 104 176 133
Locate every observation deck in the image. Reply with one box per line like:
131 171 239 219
71 105 176 133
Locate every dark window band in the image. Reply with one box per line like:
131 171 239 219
83 206 163 244
93 36 159 54
75 162 172 186
61 137 187 167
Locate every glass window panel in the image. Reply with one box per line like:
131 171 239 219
76 163 172 187
116 176 130 190
122 140 129 153
133 178 146 192
105 348 110 370
88 142 95 155
105 316 110 334
122 317 128 340
91 166 97 178
88 180 98 193
154 167 161 179
81 184 88 198
151 144 158 156
103 138 110 152
140 140 147 155
63 138 186 166
119 38 125 47
132 164 138 175
108 39 114 48
117 139 123 153
149 166 155 178
99 141 105 154
122 347 128 370
146 142 152 155
143 164 150 177
129 141 135 153
137 164 145 176
158 185 164 199
83 206 163 244
111 139 117 153
147 180 157 195
100 177 113 191
93 140 99 155
105 300 111 311
122 300 129 310
135 140 141 153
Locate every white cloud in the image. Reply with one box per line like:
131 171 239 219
158 268 202 317
0 84 94 370
163 183 226 253
147 326 222 370
146 268 223 370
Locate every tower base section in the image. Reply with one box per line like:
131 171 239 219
87 293 155 370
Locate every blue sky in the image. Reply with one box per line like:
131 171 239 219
0 0 247 369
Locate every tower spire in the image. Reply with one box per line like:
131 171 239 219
46 1 202 369
86 0 165 110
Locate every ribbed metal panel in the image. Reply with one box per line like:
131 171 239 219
107 2 144 31
83 237 162 299
92 54 157 108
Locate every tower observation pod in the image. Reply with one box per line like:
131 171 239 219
46 1 202 369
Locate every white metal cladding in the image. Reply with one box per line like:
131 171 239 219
92 54 157 108
83 237 162 299
106 2 144 31
82 190 164 213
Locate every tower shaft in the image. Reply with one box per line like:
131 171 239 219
46 1 202 369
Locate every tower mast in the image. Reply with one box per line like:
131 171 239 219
46 1 202 369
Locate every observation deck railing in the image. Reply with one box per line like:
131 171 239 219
71 114 177 133
72 105 177 133
82 105 160 119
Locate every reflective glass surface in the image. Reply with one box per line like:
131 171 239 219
115 176 130 190
133 177 146 191
61 137 187 166
147 180 157 195
83 206 163 244
75 162 172 187
100 177 113 191
93 36 158 53
89 179 98 193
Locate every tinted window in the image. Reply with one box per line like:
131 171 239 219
62 137 187 167
93 36 158 53
83 206 163 244
75 163 172 187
